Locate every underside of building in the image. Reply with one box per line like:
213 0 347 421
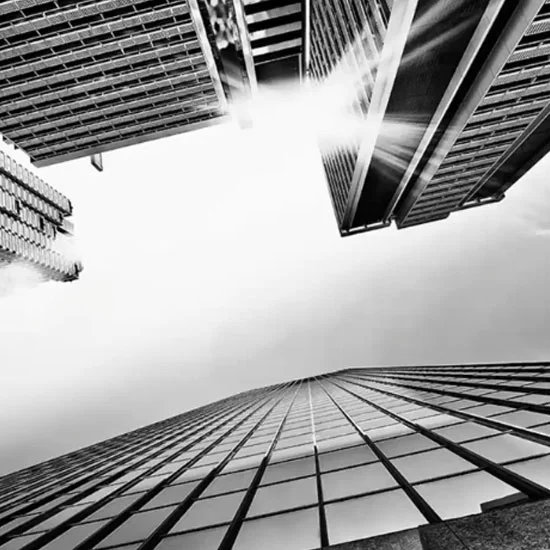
308 0 550 235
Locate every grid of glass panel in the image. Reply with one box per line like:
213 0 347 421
309 0 389 227
401 1 550 228
0 150 80 281
1 364 550 549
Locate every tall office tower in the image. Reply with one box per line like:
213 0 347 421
1 363 550 550
0 0 229 166
0 150 80 283
308 0 550 235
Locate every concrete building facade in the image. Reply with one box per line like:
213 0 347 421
1 362 550 549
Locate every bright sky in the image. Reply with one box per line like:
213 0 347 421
1 102 550 476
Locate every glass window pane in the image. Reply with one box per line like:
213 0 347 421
370 424 413 441
262 456 315 484
416 471 516 520
463 404 512 417
27 504 89 533
248 477 317 516
434 422 499 443
491 410 550 428
270 444 313 463
173 491 245 531
316 434 363 453
43 520 108 550
319 445 376 473
158 526 227 550
326 490 426 545
233 508 320 550
84 493 142 522
143 481 199 510
202 468 256 497
507 455 550 489
1 533 42 550
463 434 549 463
322 462 396 501
97 508 175 547
377 433 438 458
391 448 474 483
124 474 169 494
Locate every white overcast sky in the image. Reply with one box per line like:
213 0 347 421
1 107 550 476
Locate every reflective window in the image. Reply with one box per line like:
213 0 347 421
84 493 142 522
416 471 516 520
202 468 256 497
248 477 317 517
434 422 499 442
1 533 42 550
391 448 473 483
322 462 396 500
465 404 514 417
262 456 315 484
463 434 549 463
173 491 245 531
507 455 550 489
43 520 108 550
316 434 363 453
27 504 89 533
233 508 320 550
325 490 426 545
143 481 199 510
159 526 227 549
97 507 175 547
270 444 313 463
124 474 170 494
377 433 438 458
370 424 413 441
491 410 550 428
319 445 376 472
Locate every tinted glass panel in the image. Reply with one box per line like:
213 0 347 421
434 422 498 443
394 447 474 482
319 445 376 472
377 433 438 458
97 508 175 547
143 481 199 510
325 490 426 545
158 526 227 549
248 477 317 516
233 508 320 550
507 455 550 489
416 471 516 520
262 456 315 484
463 434 549 463
172 491 245 531
322 462 396 500
202 469 256 497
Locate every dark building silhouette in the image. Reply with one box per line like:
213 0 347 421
308 0 550 235
0 149 80 283
1 362 550 549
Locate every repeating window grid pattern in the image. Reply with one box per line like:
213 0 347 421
2 365 550 549
309 0 387 228
0 150 78 280
0 1 224 164
243 0 302 65
400 2 550 228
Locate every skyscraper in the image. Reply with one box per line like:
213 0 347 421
308 0 550 235
1 362 550 549
0 149 80 283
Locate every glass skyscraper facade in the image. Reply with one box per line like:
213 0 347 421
1 363 550 550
